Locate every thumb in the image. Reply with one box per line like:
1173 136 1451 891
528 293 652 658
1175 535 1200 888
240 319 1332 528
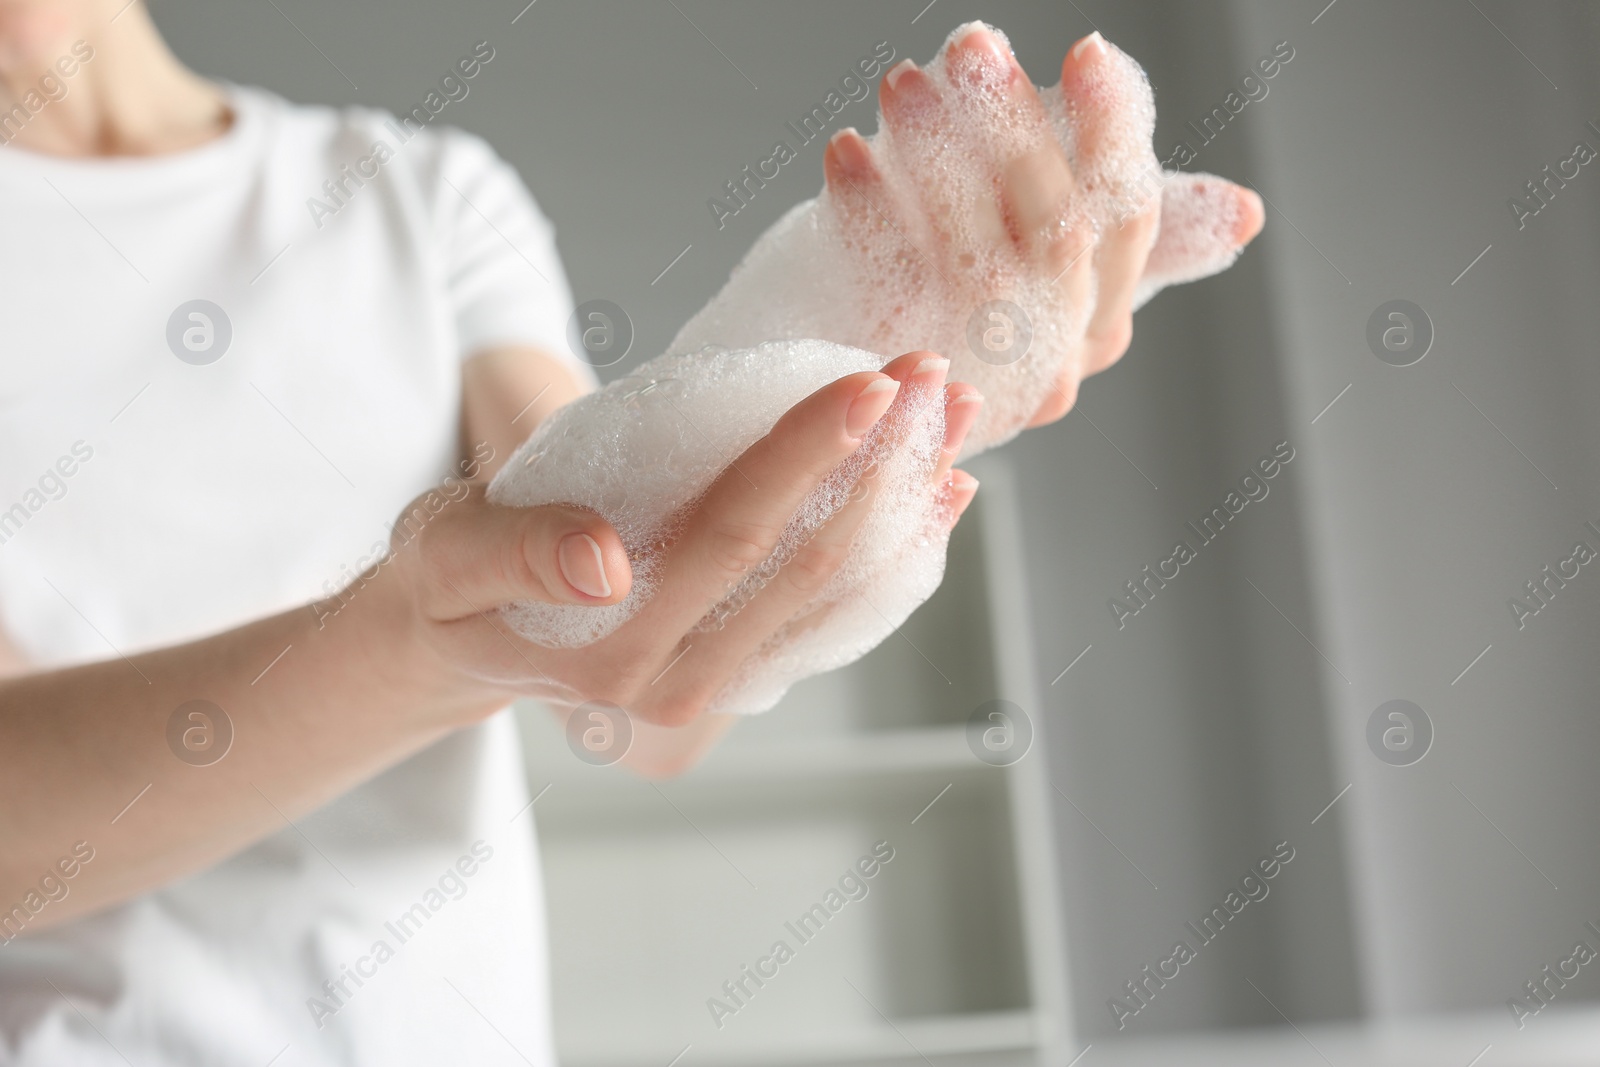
400 487 632 621
1134 172 1265 310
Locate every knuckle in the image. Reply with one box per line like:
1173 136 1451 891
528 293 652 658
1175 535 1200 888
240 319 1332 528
582 677 636 710
1041 233 1081 277
765 403 845 481
1057 387 1081 418
1120 202 1161 243
508 523 550 597
408 526 459 609
1042 224 1094 278
650 693 706 729
586 659 652 708
1047 373 1081 421
705 519 777 582
783 538 847 598
1086 316 1134 370
389 495 435 553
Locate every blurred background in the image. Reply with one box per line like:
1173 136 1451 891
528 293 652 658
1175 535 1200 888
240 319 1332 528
155 1 1600 1064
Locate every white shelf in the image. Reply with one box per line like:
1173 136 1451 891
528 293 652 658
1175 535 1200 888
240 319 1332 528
558 1010 1036 1067
1090 1009 1600 1067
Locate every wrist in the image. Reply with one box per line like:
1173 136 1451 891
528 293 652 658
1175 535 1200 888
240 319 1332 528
331 557 514 729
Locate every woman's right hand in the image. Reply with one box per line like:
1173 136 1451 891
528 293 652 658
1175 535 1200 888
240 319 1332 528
0 358 978 921
378 351 981 728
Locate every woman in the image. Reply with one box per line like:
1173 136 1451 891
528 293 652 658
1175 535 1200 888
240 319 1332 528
0 1 1260 1063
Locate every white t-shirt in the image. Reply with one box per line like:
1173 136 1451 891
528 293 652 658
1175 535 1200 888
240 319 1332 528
0 85 588 1066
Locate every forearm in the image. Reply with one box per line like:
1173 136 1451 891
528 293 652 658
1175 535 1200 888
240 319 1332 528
462 346 589 481
0 573 504 932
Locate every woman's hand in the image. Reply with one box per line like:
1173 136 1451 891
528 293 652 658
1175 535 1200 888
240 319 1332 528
386 351 980 728
822 25 1266 430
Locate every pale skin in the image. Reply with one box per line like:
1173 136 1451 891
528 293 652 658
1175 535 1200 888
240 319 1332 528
0 1 1262 931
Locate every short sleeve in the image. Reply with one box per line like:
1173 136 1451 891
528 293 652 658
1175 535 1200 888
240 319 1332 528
430 128 595 388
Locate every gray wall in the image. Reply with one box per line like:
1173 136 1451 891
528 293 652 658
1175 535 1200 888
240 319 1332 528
1237 0 1600 1026
156 0 1600 1045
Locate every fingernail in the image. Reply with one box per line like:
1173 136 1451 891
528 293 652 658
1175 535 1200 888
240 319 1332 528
960 24 1012 67
913 356 951 381
885 58 917 92
944 393 984 453
559 533 612 599
1071 31 1107 63
845 377 900 438
945 470 980 523
828 128 872 173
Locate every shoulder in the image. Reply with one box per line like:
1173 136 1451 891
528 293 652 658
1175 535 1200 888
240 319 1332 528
235 83 513 190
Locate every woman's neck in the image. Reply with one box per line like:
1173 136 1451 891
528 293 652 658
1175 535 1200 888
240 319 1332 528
0 1 231 158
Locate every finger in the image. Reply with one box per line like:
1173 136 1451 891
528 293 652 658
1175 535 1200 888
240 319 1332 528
409 488 632 620
1001 147 1090 276
621 357 947 642
939 468 980 527
823 127 882 190
934 24 1097 281
948 24 1075 258
1058 31 1158 206
1025 367 1080 428
823 127 895 235
879 57 941 135
937 382 983 478
769 463 980 649
637 446 888 724
1057 30 1161 374
878 58 961 250
1136 173 1264 308
1082 200 1157 375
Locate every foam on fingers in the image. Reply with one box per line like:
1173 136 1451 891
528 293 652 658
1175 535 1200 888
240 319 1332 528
488 340 949 714
671 23 1160 452
490 23 1256 715
1134 171 1249 309
669 21 1251 454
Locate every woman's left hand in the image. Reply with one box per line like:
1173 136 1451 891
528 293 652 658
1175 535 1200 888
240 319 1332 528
823 24 1265 428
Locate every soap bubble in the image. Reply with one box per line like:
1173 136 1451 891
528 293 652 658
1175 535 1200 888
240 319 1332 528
489 340 948 714
668 22 1248 453
490 22 1254 714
